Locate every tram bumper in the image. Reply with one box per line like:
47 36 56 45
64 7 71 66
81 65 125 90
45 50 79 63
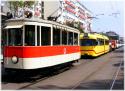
81 51 96 57
81 51 90 56
4 57 23 69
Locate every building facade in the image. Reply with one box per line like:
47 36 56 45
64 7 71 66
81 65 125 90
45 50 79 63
105 31 119 40
1 0 92 33
36 0 92 33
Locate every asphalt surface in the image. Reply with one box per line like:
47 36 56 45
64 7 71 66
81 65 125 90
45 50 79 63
1 46 124 90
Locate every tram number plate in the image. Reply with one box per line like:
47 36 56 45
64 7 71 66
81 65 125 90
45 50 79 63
64 48 66 54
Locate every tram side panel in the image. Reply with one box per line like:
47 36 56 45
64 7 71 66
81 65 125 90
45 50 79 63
92 45 105 57
4 46 80 69
104 40 110 53
92 39 110 56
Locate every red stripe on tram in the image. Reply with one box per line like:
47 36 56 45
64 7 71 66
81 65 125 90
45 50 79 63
4 46 80 58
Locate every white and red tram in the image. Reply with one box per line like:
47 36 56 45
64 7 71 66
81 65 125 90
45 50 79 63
3 18 80 70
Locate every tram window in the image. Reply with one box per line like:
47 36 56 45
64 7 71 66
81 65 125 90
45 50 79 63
80 39 98 46
97 39 100 45
105 40 109 45
53 27 60 45
37 26 40 46
98 39 104 45
41 26 51 46
62 30 67 45
3 29 8 46
8 28 23 46
100 39 104 45
25 25 35 46
74 33 78 45
68 32 73 45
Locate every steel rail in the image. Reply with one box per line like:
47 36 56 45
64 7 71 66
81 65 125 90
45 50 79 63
110 60 123 90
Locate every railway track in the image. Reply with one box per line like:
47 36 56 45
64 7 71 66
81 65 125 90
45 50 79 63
71 59 123 89
110 60 123 90
71 56 111 89
71 48 124 90
17 53 111 89
2 58 92 90
2 62 75 89
18 59 92 90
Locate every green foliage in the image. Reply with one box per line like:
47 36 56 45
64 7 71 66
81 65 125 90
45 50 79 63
65 21 84 33
8 1 35 17
77 22 84 33
9 1 35 8
24 1 35 7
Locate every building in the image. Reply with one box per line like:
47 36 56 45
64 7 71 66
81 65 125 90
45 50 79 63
1 1 9 27
105 31 119 40
35 0 92 33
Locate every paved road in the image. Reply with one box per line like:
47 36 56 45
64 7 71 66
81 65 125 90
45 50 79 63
75 47 124 90
1 47 124 90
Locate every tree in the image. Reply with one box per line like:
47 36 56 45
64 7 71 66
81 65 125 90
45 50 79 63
77 22 85 33
65 21 84 33
8 1 35 18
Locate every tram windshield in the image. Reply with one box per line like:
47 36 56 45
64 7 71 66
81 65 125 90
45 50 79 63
80 39 98 46
7 28 23 46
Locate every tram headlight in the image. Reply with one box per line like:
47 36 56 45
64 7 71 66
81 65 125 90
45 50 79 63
11 56 18 64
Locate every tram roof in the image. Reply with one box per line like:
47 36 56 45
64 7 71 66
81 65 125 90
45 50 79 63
5 18 80 33
80 33 109 40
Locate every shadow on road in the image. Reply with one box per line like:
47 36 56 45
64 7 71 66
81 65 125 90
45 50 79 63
111 55 124 58
113 62 124 67
80 56 96 59
113 61 124 71
25 79 124 90
74 79 124 90
2 65 72 84
2 69 50 84
113 48 124 53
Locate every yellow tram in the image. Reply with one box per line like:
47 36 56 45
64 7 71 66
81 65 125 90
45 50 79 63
80 33 110 57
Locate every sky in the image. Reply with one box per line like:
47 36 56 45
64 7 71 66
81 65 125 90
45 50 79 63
81 0 124 37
